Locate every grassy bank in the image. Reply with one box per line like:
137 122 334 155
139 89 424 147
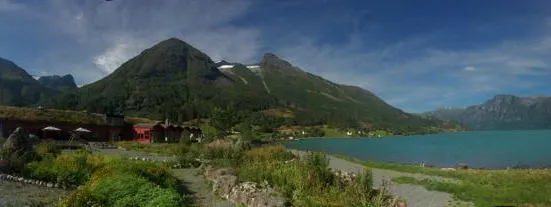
332 153 551 207
180 139 402 207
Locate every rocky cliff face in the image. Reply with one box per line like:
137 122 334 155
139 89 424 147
37 75 77 91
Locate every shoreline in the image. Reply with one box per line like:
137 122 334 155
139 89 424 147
277 142 551 171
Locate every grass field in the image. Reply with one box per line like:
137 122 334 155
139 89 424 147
116 141 182 156
334 154 551 207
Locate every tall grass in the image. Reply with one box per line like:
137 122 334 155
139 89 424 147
21 150 183 207
233 146 390 206
336 153 551 206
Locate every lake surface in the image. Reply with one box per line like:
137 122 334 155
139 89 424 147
283 130 551 169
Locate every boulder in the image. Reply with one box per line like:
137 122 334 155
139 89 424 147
213 175 238 199
205 167 236 181
228 182 287 207
47 182 54 188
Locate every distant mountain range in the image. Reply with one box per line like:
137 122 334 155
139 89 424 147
0 57 78 106
37 75 78 91
422 95 551 130
1 38 458 132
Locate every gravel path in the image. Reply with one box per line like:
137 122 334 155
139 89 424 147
172 168 235 207
0 180 68 207
94 148 176 162
290 150 474 207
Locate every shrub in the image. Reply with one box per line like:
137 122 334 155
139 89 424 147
88 173 181 207
25 151 92 185
35 140 60 158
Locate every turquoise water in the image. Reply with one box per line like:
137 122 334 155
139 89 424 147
283 130 551 169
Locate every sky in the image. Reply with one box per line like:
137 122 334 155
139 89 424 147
1 0 551 112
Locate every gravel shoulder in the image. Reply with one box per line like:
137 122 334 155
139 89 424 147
290 149 474 207
0 180 68 207
172 168 235 207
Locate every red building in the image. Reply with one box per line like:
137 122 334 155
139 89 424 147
133 123 165 143
133 122 202 143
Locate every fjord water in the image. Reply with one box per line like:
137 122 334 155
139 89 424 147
283 130 551 169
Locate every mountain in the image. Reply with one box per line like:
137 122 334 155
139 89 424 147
43 38 458 133
423 95 551 130
0 57 55 106
38 74 78 91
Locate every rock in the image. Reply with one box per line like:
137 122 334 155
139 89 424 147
207 168 236 180
228 182 287 207
455 163 469 170
2 127 34 156
213 175 238 199
54 183 60 188
47 183 54 188
17 177 23 182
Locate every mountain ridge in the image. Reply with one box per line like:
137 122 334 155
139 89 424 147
423 94 551 130
22 37 457 133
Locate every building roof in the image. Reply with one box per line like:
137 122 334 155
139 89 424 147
0 106 105 125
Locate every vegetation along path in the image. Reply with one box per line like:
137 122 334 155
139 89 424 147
289 150 474 207
94 148 233 207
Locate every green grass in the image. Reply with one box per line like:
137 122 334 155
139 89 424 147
23 150 183 207
116 141 181 156
333 153 551 207
321 127 346 137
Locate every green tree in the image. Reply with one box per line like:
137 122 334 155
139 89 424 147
209 107 238 138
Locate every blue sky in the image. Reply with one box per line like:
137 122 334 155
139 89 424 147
1 0 550 112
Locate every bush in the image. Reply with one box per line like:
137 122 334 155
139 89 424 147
25 151 92 185
35 140 60 158
88 174 181 207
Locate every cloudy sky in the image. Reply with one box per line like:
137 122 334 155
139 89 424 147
1 0 551 112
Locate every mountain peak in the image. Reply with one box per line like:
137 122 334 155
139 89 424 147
38 74 77 91
261 53 300 72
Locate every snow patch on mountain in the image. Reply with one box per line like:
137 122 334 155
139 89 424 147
217 65 235 69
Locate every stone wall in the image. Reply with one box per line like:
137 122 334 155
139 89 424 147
203 166 288 207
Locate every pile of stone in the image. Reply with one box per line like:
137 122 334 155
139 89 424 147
88 142 117 149
332 169 357 184
127 157 183 169
0 173 78 189
204 166 288 207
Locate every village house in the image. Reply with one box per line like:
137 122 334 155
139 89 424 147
132 120 202 144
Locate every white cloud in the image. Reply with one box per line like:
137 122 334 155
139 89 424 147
463 66 476 72
7 0 260 84
0 0 23 11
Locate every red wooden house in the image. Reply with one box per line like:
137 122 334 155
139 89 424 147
132 122 201 144
133 123 166 143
